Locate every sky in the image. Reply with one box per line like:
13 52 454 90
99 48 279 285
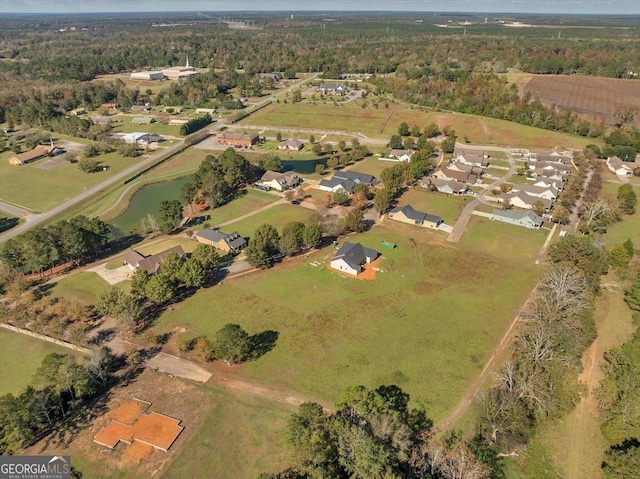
2 0 640 15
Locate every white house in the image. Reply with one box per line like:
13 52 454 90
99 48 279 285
258 171 302 191
421 177 469 195
511 184 558 201
278 139 304 151
491 209 543 229
606 156 634 176
122 132 151 144
389 149 415 162
330 242 379 276
499 191 552 211
453 149 489 167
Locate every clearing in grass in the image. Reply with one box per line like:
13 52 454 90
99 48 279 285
397 188 471 223
49 272 111 304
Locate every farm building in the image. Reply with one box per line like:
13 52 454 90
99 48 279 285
196 108 216 115
278 139 304 151
422 177 469 195
330 242 379 276
69 107 87 116
130 71 164 81
130 105 152 112
491 209 543 229
218 132 259 147
194 229 246 253
101 103 118 109
388 204 443 229
131 116 155 125
606 156 633 176
123 246 186 274
258 171 302 191
8 145 63 166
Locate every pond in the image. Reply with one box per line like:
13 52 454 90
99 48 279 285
112 177 190 233
282 158 327 174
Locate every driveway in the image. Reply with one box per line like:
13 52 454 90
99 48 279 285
147 352 212 383
89 263 131 285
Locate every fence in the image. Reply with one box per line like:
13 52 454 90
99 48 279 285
0 323 92 355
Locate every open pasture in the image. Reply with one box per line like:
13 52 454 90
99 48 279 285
150 221 539 422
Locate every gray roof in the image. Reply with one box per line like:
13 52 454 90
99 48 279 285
333 170 376 185
318 177 356 194
390 204 442 224
196 228 246 250
195 228 227 243
492 208 543 224
333 242 378 270
133 245 186 274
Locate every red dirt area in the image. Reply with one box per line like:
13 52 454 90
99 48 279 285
133 413 184 451
358 256 384 280
122 440 154 464
94 421 133 448
111 399 149 425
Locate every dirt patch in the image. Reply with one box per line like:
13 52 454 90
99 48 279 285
122 440 154 464
413 280 445 295
111 399 150 425
32 156 67 170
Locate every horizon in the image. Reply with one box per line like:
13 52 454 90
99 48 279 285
2 0 640 15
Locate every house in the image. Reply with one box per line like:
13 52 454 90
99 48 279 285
330 242 379 276
333 170 376 186
422 177 469 195
218 132 259 148
69 107 87 116
432 167 478 185
529 161 572 175
130 71 165 81
511 184 558 201
491 209 543 229
453 149 489 167
533 178 562 190
92 116 112 125
162 57 197 80
318 83 347 95
257 72 283 82
447 162 481 175
499 191 552 211
163 106 184 114
131 116 155 125
389 149 415 162
258 171 302 191
317 177 356 194
195 108 216 115
130 105 152 112
278 139 304 151
122 132 151 144
101 103 118 110
533 168 569 183
388 204 443 229
194 229 246 253
123 246 186 274
606 156 633 176
8 145 55 165
530 153 567 165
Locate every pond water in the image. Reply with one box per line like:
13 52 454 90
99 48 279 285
112 177 189 233
282 158 327 174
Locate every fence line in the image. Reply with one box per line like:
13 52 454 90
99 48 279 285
0 323 92 355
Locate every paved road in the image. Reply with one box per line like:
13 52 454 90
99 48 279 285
0 200 34 217
447 145 517 243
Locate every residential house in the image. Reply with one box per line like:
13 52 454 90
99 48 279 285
123 246 186 274
333 170 376 186
499 191 552 211
389 149 415 162
330 242 379 276
530 161 572 175
194 229 246 253
130 105 152 112
257 72 283 82
511 184 558 201
530 153 568 165
317 177 356 194
317 83 347 95
534 168 569 183
432 167 478 185
453 149 489 167
8 145 57 165
422 177 469 195
533 178 562 190
69 107 87 116
195 108 216 115
388 204 443 229
92 116 112 125
491 209 543 229
122 132 151 144
278 139 304 151
606 156 633 176
218 132 259 148
258 171 302 191
101 103 118 110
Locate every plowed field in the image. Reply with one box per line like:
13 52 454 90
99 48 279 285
519 74 640 128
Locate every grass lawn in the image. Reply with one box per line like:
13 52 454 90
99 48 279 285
109 115 185 137
347 156 396 179
0 329 80 396
150 221 539 422
222 204 317 237
49 272 111 304
487 151 508 160
163 385 293 479
0 148 150 213
244 102 601 149
206 189 280 228
398 188 471 223
601 183 640 247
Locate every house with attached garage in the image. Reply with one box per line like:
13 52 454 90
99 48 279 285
432 167 479 185
606 156 633 176
422 177 469 195
278 139 304 151
194 228 246 253
258 170 302 191
317 177 356 194
318 83 347 95
491 209 543 229
453 148 489 168
511 183 558 201
388 149 415 162
388 204 443 229
333 170 376 186
499 191 552 211
330 242 379 276
123 246 186 274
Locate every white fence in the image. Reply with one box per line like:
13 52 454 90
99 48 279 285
0 323 92 355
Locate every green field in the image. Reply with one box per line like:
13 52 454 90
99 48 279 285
0 329 80 396
243 102 602 149
222 203 317 237
601 183 640 247
150 221 539 422
206 189 280 228
109 115 185 137
398 188 471 223
0 148 150 213
346 156 397 179
49 272 111 304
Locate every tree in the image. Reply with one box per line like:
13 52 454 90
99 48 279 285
441 137 456 153
309 134 315 144
276 131 282 142
332 190 350 206
424 122 439 138
580 197 618 233
78 157 100 173
158 200 183 234
398 122 410 136
191 244 220 271
411 124 421 136
212 324 252 365
159 252 183 283
617 184 637 215
345 208 367 233
312 143 323 156
246 224 280 268
144 274 174 305
403 137 416 150
374 188 393 215
532 200 546 217
613 106 636 128
380 164 406 194
303 224 323 249
338 140 347 151
130 269 151 297
389 134 403 149
179 257 207 288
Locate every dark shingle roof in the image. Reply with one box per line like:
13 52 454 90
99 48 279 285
333 242 378 270
333 170 375 185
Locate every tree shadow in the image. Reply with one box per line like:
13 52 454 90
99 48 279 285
89 328 116 346
0 217 19 233
248 330 279 361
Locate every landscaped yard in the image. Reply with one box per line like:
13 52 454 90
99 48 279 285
0 329 81 396
345 156 396 179
397 188 471 223
221 203 317 237
206 189 280 228
149 221 539 422
49 272 111 304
